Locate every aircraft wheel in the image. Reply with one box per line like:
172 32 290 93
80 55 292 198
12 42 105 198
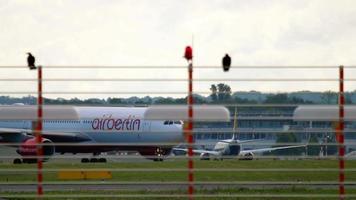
90 158 98 163
13 158 22 164
153 158 163 162
22 159 36 164
81 158 89 163
98 158 107 163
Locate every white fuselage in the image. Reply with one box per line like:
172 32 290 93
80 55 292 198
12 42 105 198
0 106 184 148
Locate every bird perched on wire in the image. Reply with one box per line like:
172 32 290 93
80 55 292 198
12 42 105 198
26 53 36 70
222 54 231 72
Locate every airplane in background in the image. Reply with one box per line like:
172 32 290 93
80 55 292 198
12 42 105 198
173 134 306 160
0 105 184 164
173 107 306 160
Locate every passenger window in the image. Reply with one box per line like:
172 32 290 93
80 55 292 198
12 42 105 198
164 121 169 125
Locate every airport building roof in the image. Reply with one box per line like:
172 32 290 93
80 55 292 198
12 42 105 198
293 105 356 121
0 105 79 120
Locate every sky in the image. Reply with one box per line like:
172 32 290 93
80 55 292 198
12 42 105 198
1 0 356 99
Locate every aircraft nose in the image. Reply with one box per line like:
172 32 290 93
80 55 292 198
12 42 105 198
175 123 185 142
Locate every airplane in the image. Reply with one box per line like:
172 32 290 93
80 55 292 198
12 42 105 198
173 107 306 160
0 105 185 164
172 134 306 160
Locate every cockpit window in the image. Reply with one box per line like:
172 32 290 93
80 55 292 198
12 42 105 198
174 121 182 125
164 120 177 125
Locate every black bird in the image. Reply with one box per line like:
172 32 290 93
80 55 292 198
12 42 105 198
27 53 36 70
222 54 231 72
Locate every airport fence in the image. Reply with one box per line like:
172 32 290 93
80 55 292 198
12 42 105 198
0 64 355 199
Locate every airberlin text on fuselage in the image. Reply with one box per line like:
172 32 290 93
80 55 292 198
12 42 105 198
91 114 141 131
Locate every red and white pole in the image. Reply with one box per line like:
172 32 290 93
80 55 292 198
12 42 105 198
184 45 194 200
187 62 194 200
338 65 345 200
36 66 43 196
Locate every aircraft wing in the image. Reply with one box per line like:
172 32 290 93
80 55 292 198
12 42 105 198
240 145 306 155
0 128 92 143
238 139 265 144
0 128 29 143
172 147 221 156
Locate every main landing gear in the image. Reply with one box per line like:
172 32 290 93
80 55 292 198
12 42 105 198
13 158 37 164
13 158 22 164
81 158 107 163
81 153 107 163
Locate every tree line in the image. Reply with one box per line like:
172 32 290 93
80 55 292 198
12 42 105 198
1 83 353 105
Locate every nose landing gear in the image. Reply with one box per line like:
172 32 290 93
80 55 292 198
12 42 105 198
153 147 164 162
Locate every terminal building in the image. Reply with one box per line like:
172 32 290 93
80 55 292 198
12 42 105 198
193 106 297 151
193 105 356 154
293 105 356 153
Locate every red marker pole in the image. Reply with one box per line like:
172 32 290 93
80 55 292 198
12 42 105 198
36 66 43 197
338 65 345 200
184 46 194 200
187 62 194 200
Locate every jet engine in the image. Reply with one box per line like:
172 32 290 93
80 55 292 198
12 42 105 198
14 137 55 164
199 153 210 160
239 152 254 160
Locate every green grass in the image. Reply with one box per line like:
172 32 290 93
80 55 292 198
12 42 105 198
2 188 356 200
1 159 355 199
0 159 355 182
